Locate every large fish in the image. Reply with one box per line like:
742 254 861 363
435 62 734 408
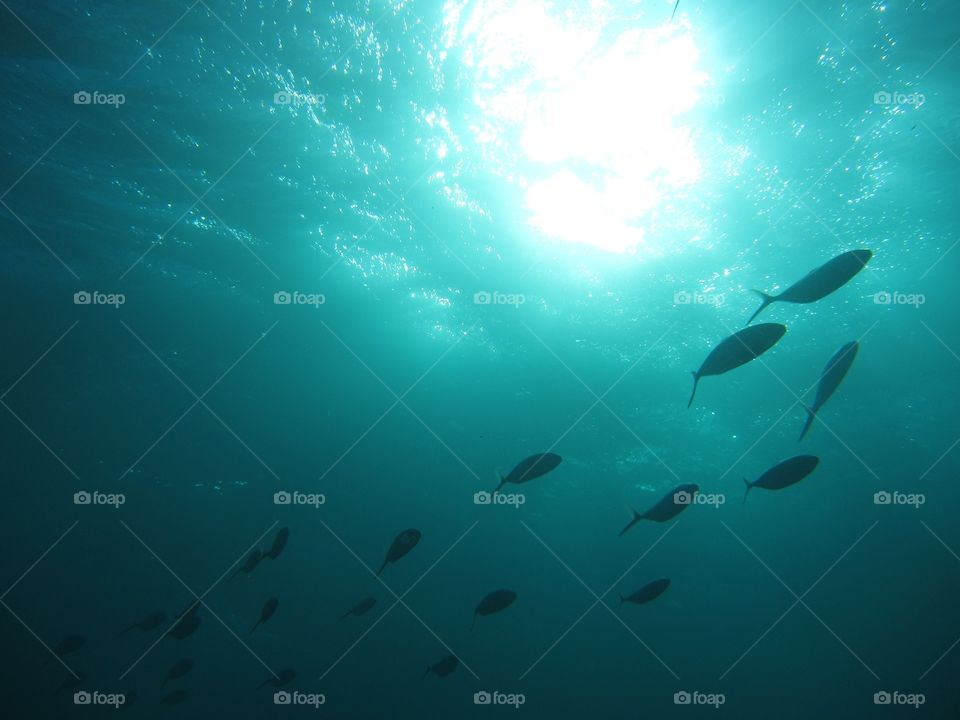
377 529 421 576
493 453 562 494
688 324 786 407
799 341 859 441
747 249 873 324
620 578 671 606
472 590 517 630
619 483 699 537
743 455 819 507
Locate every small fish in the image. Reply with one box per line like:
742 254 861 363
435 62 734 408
424 654 459 678
162 658 194 687
161 689 188 705
119 610 166 635
257 668 296 690
377 529 422 576
340 597 376 620
743 455 820 506
689 324 786 407
167 614 201 640
250 597 279 634
747 249 873 324
619 483 699 537
799 341 859 441
472 590 517 630
620 578 671 606
175 598 202 620
265 527 289 560
493 453 562 494
52 634 85 658
232 548 263 578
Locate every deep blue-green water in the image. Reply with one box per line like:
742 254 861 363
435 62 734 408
1 0 958 717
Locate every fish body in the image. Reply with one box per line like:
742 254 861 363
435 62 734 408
799 342 859 441
689 324 786 407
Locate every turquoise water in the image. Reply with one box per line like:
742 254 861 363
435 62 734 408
1 0 958 717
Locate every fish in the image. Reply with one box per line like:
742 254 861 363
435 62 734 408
799 341 859 441
620 578 671 606
257 668 296 689
619 483 699 537
119 610 166 635
167 614 201 640
472 590 517 630
424 654 459 678
51 634 85 658
671 0 680 21
162 658 194 687
232 548 263 578
747 249 873 324
377 529 422 576
688 323 786 407
265 527 289 560
250 597 279 634
340 597 376 619
175 598 202 620
743 455 820 506
493 453 562 494
161 689 188 705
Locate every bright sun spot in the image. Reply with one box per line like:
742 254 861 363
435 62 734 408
445 0 711 255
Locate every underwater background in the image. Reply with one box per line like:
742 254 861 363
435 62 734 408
1 0 958 717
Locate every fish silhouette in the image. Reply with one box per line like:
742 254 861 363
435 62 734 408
377 529 421 576
689 324 786 407
250 597 279 634
472 590 517 630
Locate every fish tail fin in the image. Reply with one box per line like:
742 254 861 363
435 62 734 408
492 471 505 495
743 478 752 509
798 406 815 441
471 614 477 631
747 291 775 325
376 559 387 577
618 507 642 537
671 0 680 21
619 594 625 607
423 667 431 679
249 621 259 635
687 371 699 408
